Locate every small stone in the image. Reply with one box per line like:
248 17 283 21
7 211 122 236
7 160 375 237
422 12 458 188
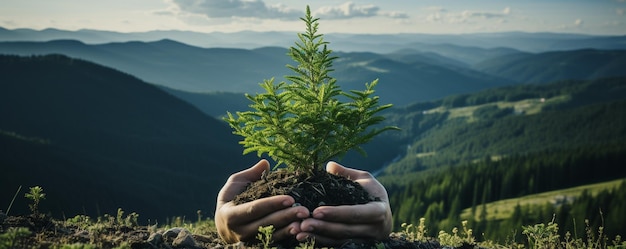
163 227 182 239
172 229 198 248
292 203 301 207
147 232 163 246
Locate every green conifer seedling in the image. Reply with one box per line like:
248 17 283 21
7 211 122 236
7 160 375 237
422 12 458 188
225 6 397 174
24 186 45 215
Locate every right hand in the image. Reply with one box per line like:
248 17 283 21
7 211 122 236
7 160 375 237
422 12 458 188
214 159 311 243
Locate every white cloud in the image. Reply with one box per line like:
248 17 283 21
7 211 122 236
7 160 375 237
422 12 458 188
503 7 511 15
168 0 302 20
462 7 510 19
575 18 584 27
314 2 379 19
429 7 512 24
314 2 407 20
617 8 625 15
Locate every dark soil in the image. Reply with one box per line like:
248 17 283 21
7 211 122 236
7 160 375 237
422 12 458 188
232 169 378 211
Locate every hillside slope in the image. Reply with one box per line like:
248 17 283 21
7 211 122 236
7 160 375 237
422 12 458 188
374 78 626 239
474 49 626 83
381 77 626 175
0 54 257 221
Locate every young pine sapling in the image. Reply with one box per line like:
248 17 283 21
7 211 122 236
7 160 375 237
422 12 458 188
225 6 397 175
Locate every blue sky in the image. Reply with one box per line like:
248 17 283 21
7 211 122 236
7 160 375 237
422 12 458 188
1 0 625 35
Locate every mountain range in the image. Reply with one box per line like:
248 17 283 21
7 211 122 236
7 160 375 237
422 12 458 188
2 27 626 53
2 38 626 109
0 54 257 220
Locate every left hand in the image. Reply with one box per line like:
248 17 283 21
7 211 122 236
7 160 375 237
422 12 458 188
296 161 392 246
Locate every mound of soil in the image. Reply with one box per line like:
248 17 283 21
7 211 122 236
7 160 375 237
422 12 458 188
232 169 378 211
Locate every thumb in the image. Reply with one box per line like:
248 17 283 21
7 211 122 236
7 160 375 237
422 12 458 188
326 161 371 180
231 159 270 183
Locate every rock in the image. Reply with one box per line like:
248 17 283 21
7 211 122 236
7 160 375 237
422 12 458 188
172 229 198 248
147 232 163 247
163 227 183 239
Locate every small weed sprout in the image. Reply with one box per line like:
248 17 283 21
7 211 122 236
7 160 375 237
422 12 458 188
65 215 94 230
54 243 98 249
437 220 475 248
256 225 277 249
401 217 427 242
0 227 31 249
24 186 45 215
296 238 316 249
522 219 560 249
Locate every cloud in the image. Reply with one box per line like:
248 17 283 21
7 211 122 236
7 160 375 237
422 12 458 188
575 19 584 27
430 7 512 24
168 0 302 20
617 8 625 15
314 2 378 19
314 2 407 20
462 7 510 19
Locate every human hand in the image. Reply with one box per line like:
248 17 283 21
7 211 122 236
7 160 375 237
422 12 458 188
215 159 310 243
296 161 393 246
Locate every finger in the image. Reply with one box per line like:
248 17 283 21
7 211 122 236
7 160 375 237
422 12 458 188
230 159 270 183
326 161 389 201
311 201 389 224
326 161 372 180
297 220 384 245
272 221 302 242
222 195 297 226
217 159 270 204
234 206 309 241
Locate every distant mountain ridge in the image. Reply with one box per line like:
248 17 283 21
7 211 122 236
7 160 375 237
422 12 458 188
474 49 626 84
0 39 514 106
0 54 257 220
2 27 626 53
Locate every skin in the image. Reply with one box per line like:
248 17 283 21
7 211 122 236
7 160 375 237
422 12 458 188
214 159 392 246
296 161 393 246
214 159 310 243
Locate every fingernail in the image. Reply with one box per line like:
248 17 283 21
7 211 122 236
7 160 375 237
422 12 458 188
283 199 294 207
313 212 324 219
297 211 309 219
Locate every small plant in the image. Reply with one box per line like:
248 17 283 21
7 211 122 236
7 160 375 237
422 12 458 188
53 243 98 249
437 220 475 248
0 227 31 249
522 219 560 249
225 6 396 174
256 225 277 249
24 186 45 215
296 238 316 249
401 217 428 242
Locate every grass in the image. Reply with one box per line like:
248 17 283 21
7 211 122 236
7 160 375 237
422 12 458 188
460 178 625 221
423 95 571 123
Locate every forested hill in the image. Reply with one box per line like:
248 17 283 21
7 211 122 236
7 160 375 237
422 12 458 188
379 77 626 175
474 49 626 84
374 77 626 240
0 54 257 221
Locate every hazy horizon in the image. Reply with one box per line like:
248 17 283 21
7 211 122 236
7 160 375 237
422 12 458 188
2 0 626 36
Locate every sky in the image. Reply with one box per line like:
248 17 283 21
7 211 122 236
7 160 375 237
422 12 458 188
1 0 626 35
